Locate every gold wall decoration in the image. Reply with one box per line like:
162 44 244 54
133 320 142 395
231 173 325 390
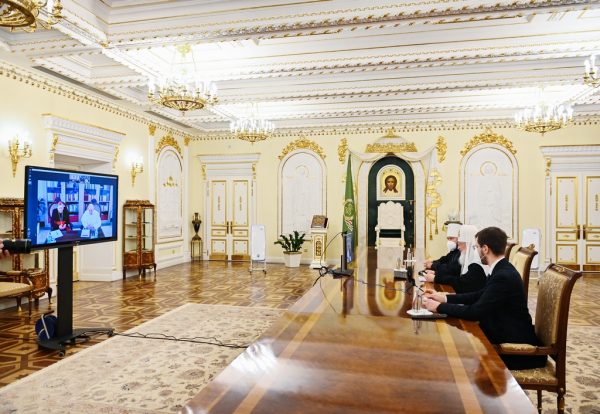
436 136 447 163
338 138 348 164
184 136 191 146
365 141 418 153
201 164 206 180
163 176 178 187
545 158 552 177
112 146 119 171
148 124 156 136
426 169 443 240
278 136 326 160
460 127 517 156
155 134 182 157
49 133 59 162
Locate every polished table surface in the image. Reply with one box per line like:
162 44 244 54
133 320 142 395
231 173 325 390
182 249 535 413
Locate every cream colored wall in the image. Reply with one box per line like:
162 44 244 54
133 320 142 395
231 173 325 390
0 74 159 274
190 125 600 265
2 72 599 269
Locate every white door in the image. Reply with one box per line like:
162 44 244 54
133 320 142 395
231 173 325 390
553 173 600 272
208 178 251 261
198 154 259 262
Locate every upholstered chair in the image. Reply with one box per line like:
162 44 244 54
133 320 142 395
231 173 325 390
0 271 34 316
509 245 538 298
496 264 582 414
504 242 517 259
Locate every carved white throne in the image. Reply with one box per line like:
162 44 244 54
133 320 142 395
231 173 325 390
375 201 405 250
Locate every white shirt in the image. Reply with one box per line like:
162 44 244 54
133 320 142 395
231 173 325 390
486 257 503 276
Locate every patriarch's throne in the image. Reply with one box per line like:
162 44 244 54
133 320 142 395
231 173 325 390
375 201 405 250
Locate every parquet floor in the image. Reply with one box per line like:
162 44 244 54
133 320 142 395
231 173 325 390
0 261 317 387
0 262 598 389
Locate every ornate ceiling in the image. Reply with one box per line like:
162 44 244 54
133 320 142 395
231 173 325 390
1 0 600 138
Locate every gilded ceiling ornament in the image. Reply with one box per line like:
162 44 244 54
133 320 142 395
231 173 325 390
278 137 326 160
338 138 348 164
436 136 447 163
156 134 182 156
148 124 156 136
460 128 517 156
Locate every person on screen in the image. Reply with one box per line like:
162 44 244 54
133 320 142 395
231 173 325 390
51 201 72 231
423 227 546 370
81 201 102 233
424 224 487 294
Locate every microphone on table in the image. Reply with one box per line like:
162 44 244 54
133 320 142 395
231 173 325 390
1 239 32 254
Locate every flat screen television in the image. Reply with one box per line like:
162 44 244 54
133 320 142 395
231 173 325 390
24 166 118 250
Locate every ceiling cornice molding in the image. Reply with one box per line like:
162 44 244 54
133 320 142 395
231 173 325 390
105 1 596 46
0 60 191 139
190 116 600 141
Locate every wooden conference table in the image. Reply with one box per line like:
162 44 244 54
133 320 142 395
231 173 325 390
183 249 535 413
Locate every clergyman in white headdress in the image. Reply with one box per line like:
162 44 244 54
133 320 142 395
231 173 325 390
430 224 488 293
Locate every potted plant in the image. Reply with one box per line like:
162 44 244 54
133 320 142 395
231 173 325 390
274 231 306 267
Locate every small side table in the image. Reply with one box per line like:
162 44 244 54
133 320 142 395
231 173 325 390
191 237 203 261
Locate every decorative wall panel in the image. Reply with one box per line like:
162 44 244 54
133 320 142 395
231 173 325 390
460 144 518 241
279 150 326 235
156 148 183 240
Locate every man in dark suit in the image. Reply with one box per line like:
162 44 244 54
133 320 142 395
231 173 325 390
423 226 546 370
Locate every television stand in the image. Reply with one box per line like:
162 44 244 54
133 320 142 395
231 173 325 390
37 246 114 357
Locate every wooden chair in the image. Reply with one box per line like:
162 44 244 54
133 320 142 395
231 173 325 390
510 244 538 298
0 271 34 316
504 242 517 259
496 264 582 414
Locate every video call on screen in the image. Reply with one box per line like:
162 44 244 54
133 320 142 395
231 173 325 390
25 167 118 248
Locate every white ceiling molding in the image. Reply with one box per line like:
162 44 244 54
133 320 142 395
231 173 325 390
0 0 598 134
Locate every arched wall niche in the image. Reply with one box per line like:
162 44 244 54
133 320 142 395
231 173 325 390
278 149 327 236
460 137 519 242
156 147 183 241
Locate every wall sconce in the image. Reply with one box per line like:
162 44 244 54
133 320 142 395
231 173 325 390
131 156 144 186
8 136 32 177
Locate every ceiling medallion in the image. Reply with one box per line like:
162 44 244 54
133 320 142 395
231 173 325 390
230 104 275 143
514 100 573 136
0 0 62 32
148 45 217 114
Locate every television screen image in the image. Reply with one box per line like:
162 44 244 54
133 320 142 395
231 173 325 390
24 166 119 249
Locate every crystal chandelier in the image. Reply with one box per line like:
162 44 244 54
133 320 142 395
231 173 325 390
514 93 573 136
148 45 217 114
0 0 62 32
584 53 599 87
230 104 275 143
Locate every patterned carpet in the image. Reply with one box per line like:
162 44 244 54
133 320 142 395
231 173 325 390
525 325 600 414
0 303 283 413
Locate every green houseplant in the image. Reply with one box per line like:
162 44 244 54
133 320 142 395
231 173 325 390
274 231 306 267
